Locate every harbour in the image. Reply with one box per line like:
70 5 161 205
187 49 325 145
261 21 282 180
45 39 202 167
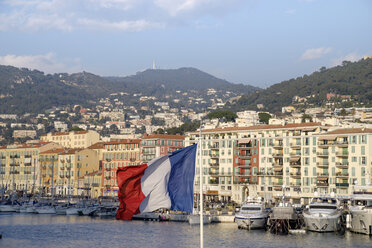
1 213 372 248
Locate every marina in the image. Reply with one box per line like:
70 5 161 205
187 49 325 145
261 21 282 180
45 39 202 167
1 213 372 248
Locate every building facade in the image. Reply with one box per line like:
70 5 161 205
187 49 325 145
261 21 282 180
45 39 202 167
40 130 100 148
101 139 141 196
141 134 185 163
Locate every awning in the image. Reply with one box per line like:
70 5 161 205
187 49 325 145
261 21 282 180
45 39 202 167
238 138 251 144
318 135 337 140
290 157 300 162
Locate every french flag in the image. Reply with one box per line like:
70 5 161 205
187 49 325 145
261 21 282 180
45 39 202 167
116 144 197 220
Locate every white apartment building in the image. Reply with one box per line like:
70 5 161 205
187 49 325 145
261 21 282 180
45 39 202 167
40 130 100 148
186 123 372 205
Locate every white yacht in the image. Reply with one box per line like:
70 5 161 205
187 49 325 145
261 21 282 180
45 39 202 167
349 186 372 235
235 200 269 229
303 196 343 232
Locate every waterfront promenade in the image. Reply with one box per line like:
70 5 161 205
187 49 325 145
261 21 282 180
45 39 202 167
1 213 371 248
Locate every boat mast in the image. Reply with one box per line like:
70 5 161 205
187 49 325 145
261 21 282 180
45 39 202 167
199 119 204 248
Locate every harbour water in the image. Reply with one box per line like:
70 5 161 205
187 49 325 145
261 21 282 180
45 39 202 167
0 213 371 248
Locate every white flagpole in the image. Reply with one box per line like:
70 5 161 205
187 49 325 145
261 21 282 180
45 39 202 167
199 120 204 248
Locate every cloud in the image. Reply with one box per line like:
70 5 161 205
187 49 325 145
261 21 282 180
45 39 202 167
0 53 81 74
77 18 163 31
0 0 247 31
330 52 362 67
300 47 332 61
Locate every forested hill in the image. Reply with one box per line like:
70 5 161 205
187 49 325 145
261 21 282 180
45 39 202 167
225 58 372 113
105 67 260 95
0 65 259 114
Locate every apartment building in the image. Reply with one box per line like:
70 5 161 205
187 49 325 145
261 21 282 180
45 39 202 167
0 142 61 194
39 148 65 195
40 130 100 148
101 139 141 196
186 124 372 205
141 134 185 163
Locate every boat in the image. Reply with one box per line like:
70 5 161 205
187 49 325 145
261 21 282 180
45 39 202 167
234 200 269 230
303 195 343 233
349 186 372 235
95 206 118 217
187 213 212 225
35 204 56 214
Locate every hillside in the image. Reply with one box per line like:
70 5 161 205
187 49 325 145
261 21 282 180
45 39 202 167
0 65 259 114
106 67 259 94
225 58 372 113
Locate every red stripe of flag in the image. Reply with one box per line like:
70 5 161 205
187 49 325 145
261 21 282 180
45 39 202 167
116 164 148 220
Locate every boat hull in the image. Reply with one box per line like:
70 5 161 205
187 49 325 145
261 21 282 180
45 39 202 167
303 213 341 232
235 216 267 229
350 209 372 235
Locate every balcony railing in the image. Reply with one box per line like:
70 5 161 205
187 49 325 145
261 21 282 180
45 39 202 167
336 172 349 177
335 162 348 168
316 182 329 187
336 152 348 157
316 152 329 156
335 183 349 187
316 162 329 167
289 162 301 168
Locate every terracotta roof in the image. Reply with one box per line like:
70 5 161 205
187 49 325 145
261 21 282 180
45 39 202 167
59 148 82 155
189 122 324 134
104 139 141 145
0 142 51 150
143 134 185 140
325 128 372 135
88 142 105 149
50 130 89 136
40 148 65 154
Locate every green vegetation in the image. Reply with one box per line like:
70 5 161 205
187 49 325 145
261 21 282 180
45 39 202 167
165 121 200 135
226 58 372 113
207 110 237 122
258 112 271 124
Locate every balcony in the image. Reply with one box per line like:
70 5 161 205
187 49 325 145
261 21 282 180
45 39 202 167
209 170 220 176
317 173 329 179
10 163 20 167
209 162 219 167
24 171 32 175
24 162 32 166
335 162 348 168
317 141 331 147
237 163 250 168
208 144 219 150
289 152 301 158
316 162 329 168
290 141 301 148
336 152 348 157
235 173 251 177
316 182 329 187
273 142 283 149
316 152 329 157
290 172 301 178
336 172 349 178
238 154 252 159
290 182 301 187
289 162 301 168
272 181 283 186
272 153 283 158
210 153 219 159
209 179 219 185
335 183 349 187
335 140 348 147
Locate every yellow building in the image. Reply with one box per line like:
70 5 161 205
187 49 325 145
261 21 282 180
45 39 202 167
40 130 100 148
39 148 65 196
0 142 61 195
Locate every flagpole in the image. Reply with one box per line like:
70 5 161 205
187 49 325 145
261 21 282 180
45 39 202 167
199 119 204 248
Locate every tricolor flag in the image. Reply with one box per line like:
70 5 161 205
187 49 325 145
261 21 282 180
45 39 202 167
116 144 197 220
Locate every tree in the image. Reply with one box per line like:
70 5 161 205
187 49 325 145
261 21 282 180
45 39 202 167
69 126 84 132
207 110 237 122
301 114 313 123
258 112 271 124
339 108 347 116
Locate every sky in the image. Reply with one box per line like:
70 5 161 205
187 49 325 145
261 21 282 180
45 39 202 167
0 0 371 88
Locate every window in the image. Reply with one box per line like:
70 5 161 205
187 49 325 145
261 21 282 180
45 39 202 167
352 146 355 153
361 157 366 165
361 135 367 144
361 146 365 155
